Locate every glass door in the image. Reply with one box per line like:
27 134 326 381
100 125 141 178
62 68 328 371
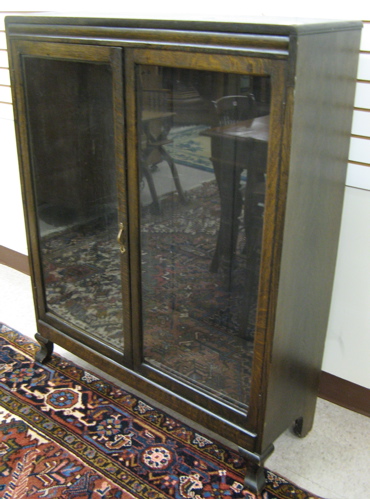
15 42 130 362
126 49 284 420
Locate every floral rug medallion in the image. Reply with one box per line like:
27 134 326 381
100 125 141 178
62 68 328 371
0 323 322 499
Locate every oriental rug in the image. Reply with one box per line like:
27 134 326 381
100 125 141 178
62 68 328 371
0 323 322 499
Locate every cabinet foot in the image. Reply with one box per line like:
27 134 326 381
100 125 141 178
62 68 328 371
293 416 314 438
239 444 274 494
35 333 54 363
244 461 266 495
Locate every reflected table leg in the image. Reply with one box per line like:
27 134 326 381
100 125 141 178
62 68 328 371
210 157 243 280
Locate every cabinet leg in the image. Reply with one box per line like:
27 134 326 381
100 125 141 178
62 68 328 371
293 415 314 438
239 444 274 495
35 333 54 363
244 461 266 495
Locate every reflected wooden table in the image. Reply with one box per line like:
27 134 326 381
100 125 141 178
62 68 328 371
201 115 270 278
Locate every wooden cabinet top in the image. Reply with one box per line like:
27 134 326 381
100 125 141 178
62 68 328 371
5 15 362 36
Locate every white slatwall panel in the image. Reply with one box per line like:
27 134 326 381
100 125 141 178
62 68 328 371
349 137 370 163
0 103 13 120
358 53 370 81
0 67 9 85
0 14 11 116
360 21 370 50
324 14 370 381
0 10 10 111
346 21 370 189
0 50 8 68
346 163 370 190
352 109 370 137
354 82 370 109
0 31 6 49
0 13 31 115
0 85 11 103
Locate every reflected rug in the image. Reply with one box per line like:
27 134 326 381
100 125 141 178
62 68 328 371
41 180 257 407
168 125 213 173
0 323 322 499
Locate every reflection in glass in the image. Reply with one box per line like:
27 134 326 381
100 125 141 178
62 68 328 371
138 66 270 409
23 57 124 351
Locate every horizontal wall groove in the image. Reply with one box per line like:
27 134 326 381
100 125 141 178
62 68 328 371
354 106 370 112
351 133 370 140
348 159 370 167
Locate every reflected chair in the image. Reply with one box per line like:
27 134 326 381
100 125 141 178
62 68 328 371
213 94 257 125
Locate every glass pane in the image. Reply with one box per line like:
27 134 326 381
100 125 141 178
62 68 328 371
138 65 270 409
23 56 124 352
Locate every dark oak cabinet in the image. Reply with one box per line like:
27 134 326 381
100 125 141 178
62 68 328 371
6 15 361 493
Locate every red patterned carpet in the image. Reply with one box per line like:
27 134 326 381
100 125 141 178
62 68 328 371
0 323 322 499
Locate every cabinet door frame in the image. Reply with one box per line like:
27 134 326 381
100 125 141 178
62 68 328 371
125 47 289 432
9 40 133 366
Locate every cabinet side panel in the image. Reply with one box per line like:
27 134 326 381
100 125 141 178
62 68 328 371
262 28 361 449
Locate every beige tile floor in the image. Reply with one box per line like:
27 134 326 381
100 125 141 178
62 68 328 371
0 263 369 499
